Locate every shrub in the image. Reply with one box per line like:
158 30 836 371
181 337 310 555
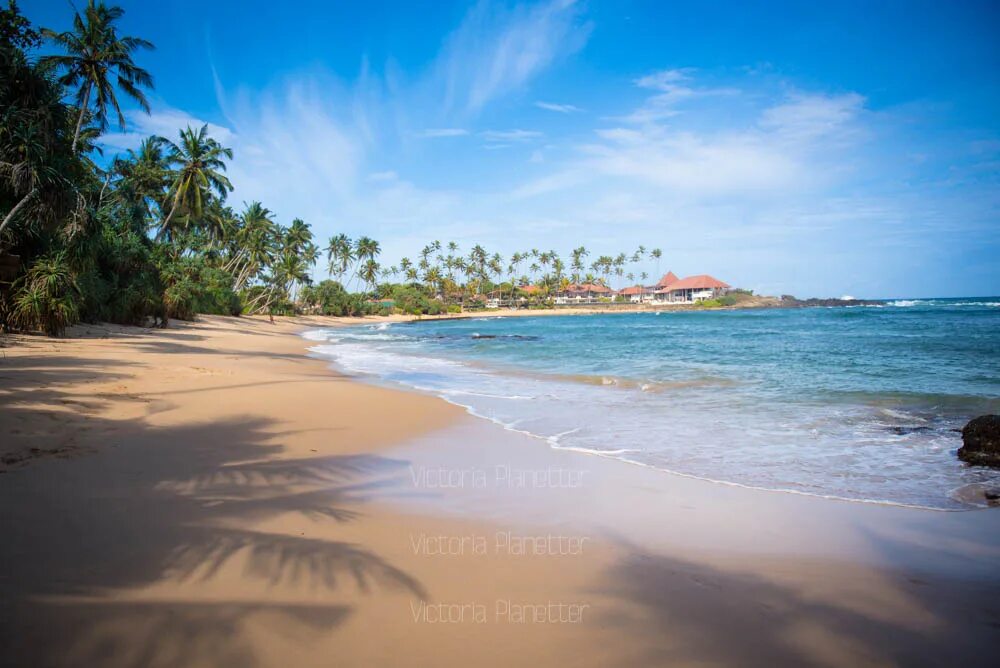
9 252 81 335
159 256 241 320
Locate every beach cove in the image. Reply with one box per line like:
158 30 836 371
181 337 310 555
2 313 999 666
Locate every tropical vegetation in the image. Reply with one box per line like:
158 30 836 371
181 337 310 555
0 1 668 336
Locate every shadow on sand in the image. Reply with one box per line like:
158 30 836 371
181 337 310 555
594 537 1000 667
0 356 425 667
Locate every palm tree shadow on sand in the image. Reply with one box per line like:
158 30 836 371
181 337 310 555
0 407 428 667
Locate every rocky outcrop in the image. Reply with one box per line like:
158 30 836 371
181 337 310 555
778 296 884 308
958 415 1000 467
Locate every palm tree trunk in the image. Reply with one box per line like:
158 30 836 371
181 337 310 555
0 188 35 237
159 202 179 239
72 83 92 155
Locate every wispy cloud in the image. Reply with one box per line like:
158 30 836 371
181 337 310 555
759 92 865 140
101 106 234 152
481 129 543 141
417 128 470 138
438 0 591 113
535 101 582 113
621 68 738 123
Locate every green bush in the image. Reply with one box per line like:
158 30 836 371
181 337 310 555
299 280 377 316
159 256 241 320
9 253 81 336
389 284 446 315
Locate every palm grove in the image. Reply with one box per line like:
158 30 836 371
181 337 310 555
0 1 665 335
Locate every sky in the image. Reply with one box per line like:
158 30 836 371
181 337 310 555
24 0 1000 298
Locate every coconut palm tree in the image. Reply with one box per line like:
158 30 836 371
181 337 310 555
227 201 277 292
109 135 168 233
360 258 380 293
158 125 233 237
0 45 80 240
325 233 353 282
40 0 154 154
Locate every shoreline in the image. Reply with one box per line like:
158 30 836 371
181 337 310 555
2 314 999 665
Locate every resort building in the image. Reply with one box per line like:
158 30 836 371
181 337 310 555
617 285 653 303
653 274 730 303
553 283 614 304
615 272 679 304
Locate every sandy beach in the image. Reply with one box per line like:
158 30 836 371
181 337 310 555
2 315 999 667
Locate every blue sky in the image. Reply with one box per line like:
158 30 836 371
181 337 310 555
25 0 1000 297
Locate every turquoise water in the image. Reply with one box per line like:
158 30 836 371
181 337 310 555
306 299 1000 509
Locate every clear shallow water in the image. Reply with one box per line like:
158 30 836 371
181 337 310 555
306 299 1000 509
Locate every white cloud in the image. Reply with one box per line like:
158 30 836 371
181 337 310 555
535 101 582 113
634 68 693 91
580 128 800 194
760 93 865 140
621 68 738 124
417 128 470 138
481 129 543 141
101 107 234 152
438 0 591 112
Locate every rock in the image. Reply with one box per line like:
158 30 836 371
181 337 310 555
957 415 1000 467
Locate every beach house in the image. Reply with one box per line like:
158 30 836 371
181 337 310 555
617 285 652 303
553 283 614 305
616 272 680 303
653 274 730 304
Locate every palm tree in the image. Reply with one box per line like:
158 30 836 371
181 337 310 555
326 233 353 281
0 46 80 240
398 256 413 282
651 248 662 276
285 218 312 252
360 258 380 293
109 135 168 233
228 201 277 291
352 236 380 290
570 246 588 284
158 125 233 237
41 0 154 154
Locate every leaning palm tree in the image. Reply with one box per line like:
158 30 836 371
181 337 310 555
40 0 154 154
158 125 233 237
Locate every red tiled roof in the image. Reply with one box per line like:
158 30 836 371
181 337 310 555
517 284 542 294
618 285 650 295
655 274 730 293
572 282 613 293
656 271 679 288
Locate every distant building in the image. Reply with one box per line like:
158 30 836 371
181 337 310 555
655 271 679 290
654 274 730 303
617 285 653 304
553 283 614 304
616 272 679 303
614 270 730 305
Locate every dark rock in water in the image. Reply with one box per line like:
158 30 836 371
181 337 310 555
779 296 884 308
986 490 1000 501
958 415 1000 467
470 334 539 341
888 426 933 435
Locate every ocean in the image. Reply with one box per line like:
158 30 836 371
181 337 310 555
305 299 1000 510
